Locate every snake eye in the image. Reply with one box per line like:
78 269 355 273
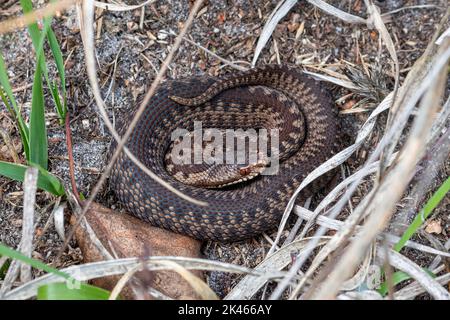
239 167 252 176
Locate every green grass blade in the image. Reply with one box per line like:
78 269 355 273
50 82 65 122
19 0 41 49
0 244 111 300
0 53 30 158
0 54 19 113
0 86 14 114
0 161 64 196
47 28 67 119
378 269 436 296
0 243 68 280
378 271 410 296
21 0 66 122
394 176 450 252
29 62 48 169
47 28 65 91
20 0 51 169
37 282 112 300
0 257 10 279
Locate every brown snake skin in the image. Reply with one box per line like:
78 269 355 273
109 64 340 241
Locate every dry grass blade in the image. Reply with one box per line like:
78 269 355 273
379 8 449 171
4 256 263 300
310 39 450 299
53 203 66 241
302 70 358 90
393 269 450 300
93 0 156 12
107 262 175 300
267 77 397 300
226 237 330 300
78 212 116 261
108 264 142 300
338 290 383 300
271 42 448 298
393 121 450 233
286 191 375 299
381 4 443 18
267 91 393 256
435 26 450 45
174 33 249 72
0 168 39 296
295 207 450 258
297 153 396 240
365 0 400 112
269 18 450 299
379 250 450 300
19 167 38 283
0 0 76 34
0 248 21 296
155 261 219 300
365 0 400 173
339 243 373 291
307 0 367 24
430 97 450 141
429 239 450 272
252 0 297 66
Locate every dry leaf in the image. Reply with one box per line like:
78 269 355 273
217 12 226 24
425 219 442 234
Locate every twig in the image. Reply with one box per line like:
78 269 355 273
171 32 249 71
65 112 81 205
381 4 442 17
0 0 76 34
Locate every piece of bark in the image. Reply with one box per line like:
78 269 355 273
71 202 204 300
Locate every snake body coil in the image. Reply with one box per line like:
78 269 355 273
110 65 340 241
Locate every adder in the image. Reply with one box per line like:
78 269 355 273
109 64 340 241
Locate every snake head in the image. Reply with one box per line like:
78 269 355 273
200 159 268 189
167 152 270 189
238 157 269 177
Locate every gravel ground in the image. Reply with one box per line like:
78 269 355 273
0 0 448 297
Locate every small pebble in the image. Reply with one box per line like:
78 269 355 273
82 119 90 129
157 31 168 40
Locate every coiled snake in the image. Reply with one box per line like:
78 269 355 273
110 65 340 241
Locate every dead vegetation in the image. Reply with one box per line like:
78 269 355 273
0 0 449 300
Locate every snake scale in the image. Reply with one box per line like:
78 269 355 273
109 65 341 241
